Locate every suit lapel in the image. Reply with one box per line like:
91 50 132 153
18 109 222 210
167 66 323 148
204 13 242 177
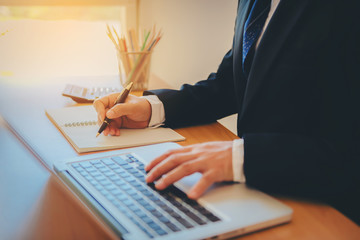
238 0 310 123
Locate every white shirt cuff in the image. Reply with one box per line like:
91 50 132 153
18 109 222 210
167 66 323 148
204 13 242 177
232 138 246 183
141 95 165 128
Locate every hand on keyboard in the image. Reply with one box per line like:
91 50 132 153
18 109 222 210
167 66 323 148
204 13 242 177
145 141 234 199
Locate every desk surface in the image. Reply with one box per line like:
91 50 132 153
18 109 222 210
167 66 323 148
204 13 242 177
0 75 359 240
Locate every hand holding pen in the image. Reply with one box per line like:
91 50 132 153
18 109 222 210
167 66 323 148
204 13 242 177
93 82 152 137
96 82 133 137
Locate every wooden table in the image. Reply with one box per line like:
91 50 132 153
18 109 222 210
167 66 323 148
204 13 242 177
0 75 359 240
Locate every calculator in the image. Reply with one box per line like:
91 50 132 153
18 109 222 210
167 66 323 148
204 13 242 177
62 84 120 103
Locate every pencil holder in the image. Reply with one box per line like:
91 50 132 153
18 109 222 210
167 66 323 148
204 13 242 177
117 51 152 91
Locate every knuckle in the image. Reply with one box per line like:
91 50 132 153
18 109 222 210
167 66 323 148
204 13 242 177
94 97 106 107
150 168 160 178
112 105 122 114
167 154 180 164
93 100 101 111
163 150 172 156
152 165 164 177
180 162 193 173
166 149 177 155
161 176 169 186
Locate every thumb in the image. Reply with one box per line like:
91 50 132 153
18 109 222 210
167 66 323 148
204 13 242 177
106 103 133 119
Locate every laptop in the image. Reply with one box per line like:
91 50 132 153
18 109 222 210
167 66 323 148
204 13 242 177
54 142 292 239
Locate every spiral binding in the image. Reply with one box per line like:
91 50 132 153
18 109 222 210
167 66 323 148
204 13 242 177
64 121 97 127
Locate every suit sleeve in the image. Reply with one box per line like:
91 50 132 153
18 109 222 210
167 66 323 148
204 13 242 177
144 49 238 128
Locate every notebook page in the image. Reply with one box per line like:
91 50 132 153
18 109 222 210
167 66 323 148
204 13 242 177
46 105 185 153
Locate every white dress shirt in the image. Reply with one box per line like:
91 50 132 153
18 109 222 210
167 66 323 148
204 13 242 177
142 0 281 183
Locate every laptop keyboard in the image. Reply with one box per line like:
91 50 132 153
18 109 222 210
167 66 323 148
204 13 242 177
71 153 220 238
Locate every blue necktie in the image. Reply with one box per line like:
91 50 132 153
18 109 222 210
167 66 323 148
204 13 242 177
242 0 271 77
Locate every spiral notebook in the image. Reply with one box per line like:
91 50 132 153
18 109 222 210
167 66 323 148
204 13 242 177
45 105 185 153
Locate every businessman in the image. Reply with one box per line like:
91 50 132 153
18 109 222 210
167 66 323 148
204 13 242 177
94 0 360 223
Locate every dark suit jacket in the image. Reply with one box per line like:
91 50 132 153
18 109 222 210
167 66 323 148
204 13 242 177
145 0 360 223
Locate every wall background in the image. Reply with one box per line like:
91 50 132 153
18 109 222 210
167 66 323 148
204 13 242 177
139 0 238 89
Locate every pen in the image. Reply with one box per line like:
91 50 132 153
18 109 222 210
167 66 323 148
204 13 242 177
96 82 133 137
